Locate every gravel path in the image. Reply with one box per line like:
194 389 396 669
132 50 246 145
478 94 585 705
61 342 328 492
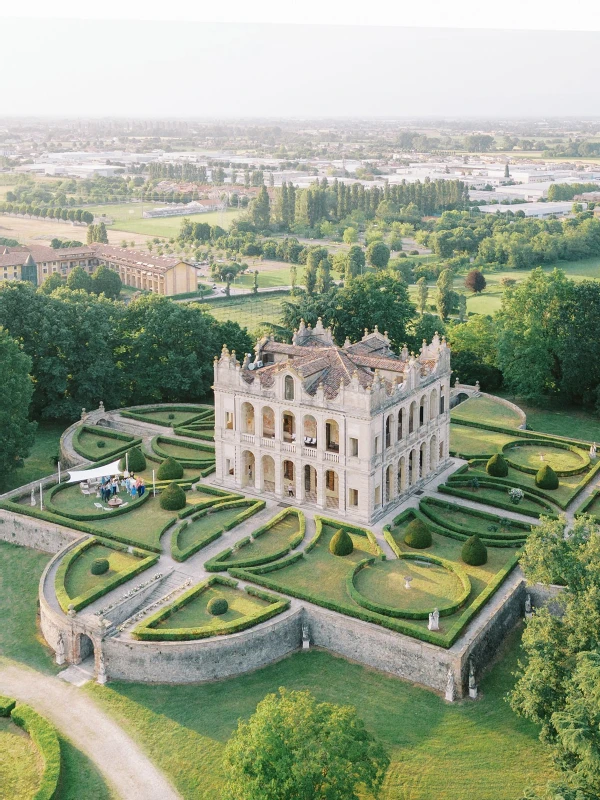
0 662 180 800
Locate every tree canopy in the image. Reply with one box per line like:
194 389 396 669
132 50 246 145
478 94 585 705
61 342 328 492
0 328 36 485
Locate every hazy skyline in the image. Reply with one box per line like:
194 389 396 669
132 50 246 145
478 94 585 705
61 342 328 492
1 19 599 119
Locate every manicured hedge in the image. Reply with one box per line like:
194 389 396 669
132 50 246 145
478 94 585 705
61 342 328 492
177 489 242 518
0 695 16 716
346 554 471 620
575 490 600 520
419 497 531 543
159 482 187 510
502 439 589 477
438 482 554 519
157 456 184 480
11 703 61 800
462 535 488 566
404 519 432 549
535 464 559 489
71 425 138 462
0 500 163 553
132 576 289 641
119 446 147 472
151 435 215 463
172 499 265 562
46 480 150 521
119 405 212 427
486 453 508 478
54 537 159 613
172 426 214 442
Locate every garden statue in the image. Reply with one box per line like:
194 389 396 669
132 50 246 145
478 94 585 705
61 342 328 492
469 660 478 699
590 443 597 460
98 400 105 413
475 381 480 393
302 622 310 650
97 651 107 685
55 633 65 665
428 608 440 631
404 576 413 590
81 407 87 420
445 668 455 703
30 487 36 507
525 594 532 617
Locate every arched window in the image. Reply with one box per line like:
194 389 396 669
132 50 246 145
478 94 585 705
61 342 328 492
284 375 295 401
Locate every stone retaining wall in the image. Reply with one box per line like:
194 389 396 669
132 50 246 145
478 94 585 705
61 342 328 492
0 507 80 553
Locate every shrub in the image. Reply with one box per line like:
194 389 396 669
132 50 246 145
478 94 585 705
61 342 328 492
91 558 109 575
404 519 432 549
461 535 488 566
159 481 186 510
536 463 559 489
168 413 175 420
97 440 106 449
157 456 184 480
486 453 508 478
119 446 146 472
329 528 354 556
207 596 229 615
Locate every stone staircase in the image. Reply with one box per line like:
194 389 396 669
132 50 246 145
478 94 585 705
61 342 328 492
111 569 194 636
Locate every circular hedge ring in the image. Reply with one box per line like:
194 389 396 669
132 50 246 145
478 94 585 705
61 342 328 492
91 558 110 575
501 440 589 476
207 596 229 616
347 555 471 620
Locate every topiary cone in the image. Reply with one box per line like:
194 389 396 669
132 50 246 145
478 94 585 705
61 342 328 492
535 463 558 489
119 446 146 473
329 528 354 556
404 519 432 549
159 481 186 511
461 535 487 566
157 456 184 481
486 453 508 478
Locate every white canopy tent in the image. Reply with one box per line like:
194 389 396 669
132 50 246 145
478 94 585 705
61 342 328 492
66 459 124 484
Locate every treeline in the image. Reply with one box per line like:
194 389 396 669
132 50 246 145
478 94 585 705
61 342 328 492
0 282 251 420
0 203 93 224
543 140 600 158
546 182 599 201
423 209 600 270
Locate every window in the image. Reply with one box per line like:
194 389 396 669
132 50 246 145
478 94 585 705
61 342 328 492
440 394 446 414
374 486 381 506
284 375 295 401
225 458 234 476
349 437 359 457
374 436 380 455
225 411 234 430
283 461 294 480
326 471 336 491
349 488 359 507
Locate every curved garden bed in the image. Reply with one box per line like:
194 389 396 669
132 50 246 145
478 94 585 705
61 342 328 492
46 481 149 521
501 439 589 476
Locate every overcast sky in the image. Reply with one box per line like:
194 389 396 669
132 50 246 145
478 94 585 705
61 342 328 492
1 17 599 118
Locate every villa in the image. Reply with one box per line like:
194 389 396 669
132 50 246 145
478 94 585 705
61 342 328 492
213 321 451 524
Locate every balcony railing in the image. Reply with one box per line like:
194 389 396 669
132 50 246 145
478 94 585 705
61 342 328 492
324 451 339 463
241 433 255 443
261 437 275 448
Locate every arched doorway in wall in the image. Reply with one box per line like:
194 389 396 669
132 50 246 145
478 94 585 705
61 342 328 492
429 389 438 421
385 464 394 503
325 419 340 453
397 456 406 494
420 441 427 479
419 395 427 428
262 406 275 439
242 450 255 488
325 469 339 509
409 401 417 434
76 633 95 664
429 435 438 472
282 411 296 443
282 460 295 498
303 415 318 448
241 402 255 435
261 455 276 493
397 407 404 441
410 449 419 485
304 464 317 503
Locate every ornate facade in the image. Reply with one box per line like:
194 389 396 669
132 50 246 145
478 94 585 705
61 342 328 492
213 320 451 524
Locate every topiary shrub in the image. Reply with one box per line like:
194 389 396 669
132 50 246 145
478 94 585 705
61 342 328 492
97 440 106 449
119 446 146 473
535 463 559 489
486 453 508 478
91 558 109 575
329 528 354 556
157 456 184 481
159 481 186 510
404 519 432 549
168 413 175 420
207 596 228 615
461 535 488 566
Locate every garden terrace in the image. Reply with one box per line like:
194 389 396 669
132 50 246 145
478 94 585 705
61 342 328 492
203 508 305 570
501 440 589 475
55 537 158 612
46 481 148 520
132 576 289 641
171 498 265 561
72 425 140 462
150 435 215 468
450 424 517 459
451 395 524 429
119 404 214 428
229 515 518 647
418 497 532 546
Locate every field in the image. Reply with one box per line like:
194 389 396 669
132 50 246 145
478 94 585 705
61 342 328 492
201 292 293 334
451 395 523 428
87 630 555 800
0 421 64 494
85 204 241 238
0 213 149 247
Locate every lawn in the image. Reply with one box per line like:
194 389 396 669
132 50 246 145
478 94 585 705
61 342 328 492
418 498 532 542
469 461 587 508
175 505 255 555
85 204 241 238
123 406 212 427
200 293 292 334
441 481 555 516
211 510 303 568
63 543 142 601
91 494 179 550
504 442 588 472
0 717 42 798
451 395 523 428
152 438 214 462
47 482 146 518
450 423 516 456
73 427 136 462
154 583 271 632
0 542 57 672
497 394 600 443
0 421 64 494
86 629 555 800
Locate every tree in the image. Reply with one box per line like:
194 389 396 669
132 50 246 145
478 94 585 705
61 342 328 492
250 186 270 230
416 277 429 314
252 270 259 295
436 268 456 321
465 269 486 294
458 293 467 322
91 265 122 300
343 226 358 244
0 328 36 486
38 273 64 294
66 266 93 293
316 258 333 294
504 163 510 178
223 688 389 800
96 222 109 244
345 245 365 281
366 240 390 270
290 263 297 295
